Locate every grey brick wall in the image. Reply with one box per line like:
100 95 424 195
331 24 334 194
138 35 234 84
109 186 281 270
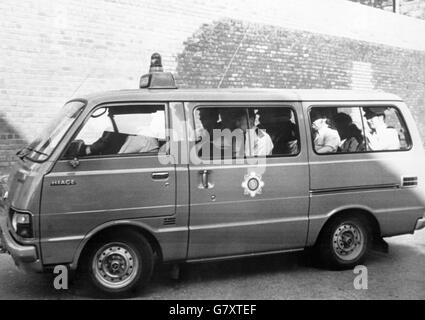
176 19 425 131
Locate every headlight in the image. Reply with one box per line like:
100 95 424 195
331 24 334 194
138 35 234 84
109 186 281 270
11 211 33 238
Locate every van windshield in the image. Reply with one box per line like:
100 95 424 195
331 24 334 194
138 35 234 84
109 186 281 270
18 101 85 162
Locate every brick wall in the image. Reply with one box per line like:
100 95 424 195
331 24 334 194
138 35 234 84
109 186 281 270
349 0 425 19
176 19 425 127
1 0 425 175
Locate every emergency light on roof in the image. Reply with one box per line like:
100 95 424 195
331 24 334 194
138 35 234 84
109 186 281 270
139 53 177 89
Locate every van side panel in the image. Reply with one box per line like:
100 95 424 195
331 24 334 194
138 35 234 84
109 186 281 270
186 102 310 259
305 101 425 246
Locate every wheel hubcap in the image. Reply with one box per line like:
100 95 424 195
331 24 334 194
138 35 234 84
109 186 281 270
93 243 139 289
332 223 364 261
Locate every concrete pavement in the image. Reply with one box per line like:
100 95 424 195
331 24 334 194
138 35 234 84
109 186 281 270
0 229 424 299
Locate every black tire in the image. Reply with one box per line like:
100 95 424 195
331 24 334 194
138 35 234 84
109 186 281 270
314 215 371 270
81 230 154 297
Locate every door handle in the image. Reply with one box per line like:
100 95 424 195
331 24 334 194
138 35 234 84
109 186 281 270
199 169 212 189
151 172 169 180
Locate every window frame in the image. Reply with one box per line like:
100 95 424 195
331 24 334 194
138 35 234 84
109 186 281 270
61 102 170 160
308 104 413 156
192 103 301 161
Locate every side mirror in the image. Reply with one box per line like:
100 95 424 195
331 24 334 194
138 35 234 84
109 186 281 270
91 107 107 118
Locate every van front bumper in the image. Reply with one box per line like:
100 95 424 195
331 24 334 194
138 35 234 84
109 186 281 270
0 209 42 272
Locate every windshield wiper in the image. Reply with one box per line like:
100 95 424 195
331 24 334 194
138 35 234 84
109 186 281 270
16 146 48 160
26 147 48 156
16 147 30 160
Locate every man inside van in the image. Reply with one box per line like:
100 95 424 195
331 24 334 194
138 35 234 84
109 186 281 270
257 108 298 155
216 108 250 159
333 112 365 152
239 109 273 157
363 107 400 151
311 111 340 153
197 108 220 142
197 108 242 159
199 108 273 159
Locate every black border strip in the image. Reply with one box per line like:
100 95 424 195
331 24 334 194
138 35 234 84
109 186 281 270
310 183 400 195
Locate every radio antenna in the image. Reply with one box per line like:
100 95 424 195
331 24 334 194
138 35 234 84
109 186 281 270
67 71 93 100
217 24 250 88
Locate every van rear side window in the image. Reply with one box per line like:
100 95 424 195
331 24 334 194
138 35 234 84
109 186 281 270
309 106 411 154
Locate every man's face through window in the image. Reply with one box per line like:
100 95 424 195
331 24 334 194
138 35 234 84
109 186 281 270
219 109 245 131
312 118 326 132
258 108 290 126
366 114 385 131
235 113 249 133
199 109 219 134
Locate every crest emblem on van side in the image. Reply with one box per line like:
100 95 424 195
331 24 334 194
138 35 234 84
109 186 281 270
50 179 76 186
241 172 264 197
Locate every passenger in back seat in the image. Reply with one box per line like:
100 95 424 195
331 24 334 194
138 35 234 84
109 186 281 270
257 108 299 155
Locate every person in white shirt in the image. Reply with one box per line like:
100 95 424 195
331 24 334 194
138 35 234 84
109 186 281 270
236 109 273 157
363 107 400 151
311 111 340 153
197 108 242 160
198 108 273 159
118 134 159 154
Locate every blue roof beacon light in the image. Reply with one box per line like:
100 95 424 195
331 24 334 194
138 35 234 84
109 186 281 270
139 53 177 89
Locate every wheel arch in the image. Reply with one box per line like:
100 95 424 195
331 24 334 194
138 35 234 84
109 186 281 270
70 220 163 270
310 207 382 247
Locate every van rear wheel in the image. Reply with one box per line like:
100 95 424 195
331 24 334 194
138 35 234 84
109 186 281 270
315 215 370 270
84 231 153 296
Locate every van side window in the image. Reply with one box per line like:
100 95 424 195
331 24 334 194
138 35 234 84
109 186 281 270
256 107 299 156
195 107 248 160
63 105 167 158
194 106 299 160
363 107 410 151
310 106 411 154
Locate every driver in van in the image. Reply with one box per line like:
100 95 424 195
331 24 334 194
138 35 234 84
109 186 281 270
83 130 159 156
118 134 159 154
82 131 128 156
363 107 400 151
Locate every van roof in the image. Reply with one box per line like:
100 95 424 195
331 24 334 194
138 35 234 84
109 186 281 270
78 88 402 105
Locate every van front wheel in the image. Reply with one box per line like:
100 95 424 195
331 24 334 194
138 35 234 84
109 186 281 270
315 215 370 270
84 231 153 296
